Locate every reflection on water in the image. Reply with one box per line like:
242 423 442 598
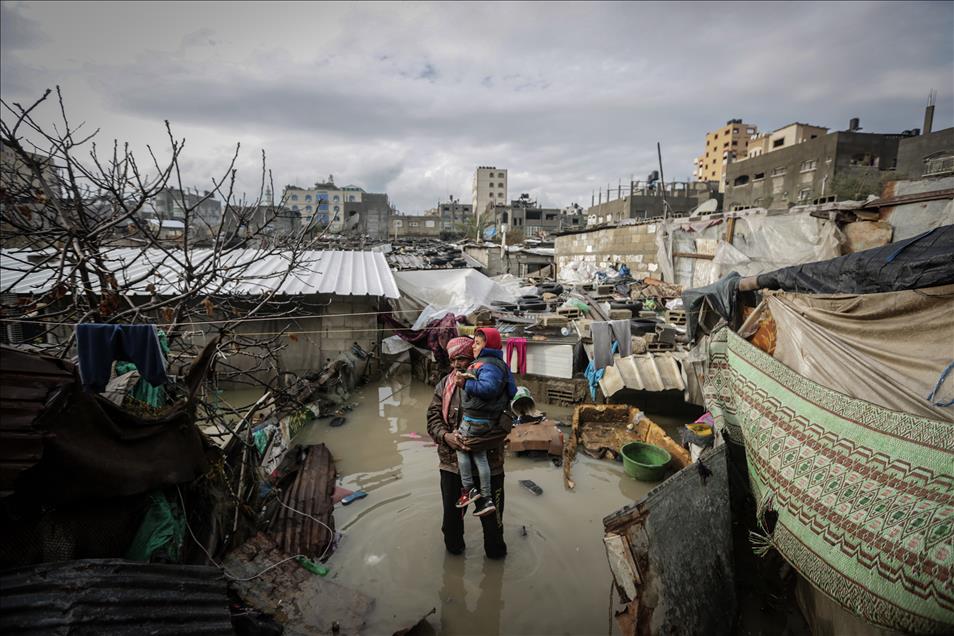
241 368 678 634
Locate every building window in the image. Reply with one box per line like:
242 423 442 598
333 195 339 202
410 221 419 227
394 220 403 227
773 138 785 148
733 175 750 186
797 188 812 201
334 206 339 212
753 172 765 181
348 195 355 202
291 194 299 201
771 167 787 177
489 192 495 198
425 220 435 228
292 205 299 211
732 141 737 146
498 172 505 178
800 159 817 172
732 128 739 134
306 205 313 211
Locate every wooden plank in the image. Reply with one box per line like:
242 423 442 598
672 252 715 260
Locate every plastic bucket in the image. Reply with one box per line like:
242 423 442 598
620 442 671 481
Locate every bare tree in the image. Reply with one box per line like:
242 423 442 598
0 87 336 435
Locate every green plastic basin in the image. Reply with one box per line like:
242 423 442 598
620 442 671 481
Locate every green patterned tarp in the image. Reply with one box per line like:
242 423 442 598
705 327 954 633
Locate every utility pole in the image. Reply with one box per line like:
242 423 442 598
657 142 668 220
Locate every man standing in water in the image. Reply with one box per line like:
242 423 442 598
427 336 508 559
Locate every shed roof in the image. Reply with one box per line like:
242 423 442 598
0 248 400 299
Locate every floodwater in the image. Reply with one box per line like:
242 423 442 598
287 367 677 636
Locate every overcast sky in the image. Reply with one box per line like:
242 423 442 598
2 1 952 212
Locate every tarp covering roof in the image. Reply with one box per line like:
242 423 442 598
0 559 233 635
0 248 400 299
755 224 954 294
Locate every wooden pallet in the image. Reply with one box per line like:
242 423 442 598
546 381 586 406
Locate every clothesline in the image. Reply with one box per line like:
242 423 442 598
0 307 426 328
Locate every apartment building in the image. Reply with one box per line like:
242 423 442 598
693 119 759 191
745 123 829 158
282 175 364 231
472 166 507 222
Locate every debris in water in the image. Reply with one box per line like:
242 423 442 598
341 490 368 505
297 556 330 576
519 479 543 495
329 416 346 427
520 525 528 537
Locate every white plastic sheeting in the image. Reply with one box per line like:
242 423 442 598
656 209 843 288
557 260 616 285
392 268 516 330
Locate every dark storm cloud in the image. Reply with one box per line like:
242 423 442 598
2 1 952 211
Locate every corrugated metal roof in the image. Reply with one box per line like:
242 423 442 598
0 559 232 635
0 346 74 498
0 248 400 299
387 252 482 270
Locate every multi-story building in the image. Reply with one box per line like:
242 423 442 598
693 119 759 191
427 196 473 223
282 175 364 232
723 124 903 211
148 188 223 236
561 203 586 231
492 194 563 238
472 166 507 223
745 123 829 158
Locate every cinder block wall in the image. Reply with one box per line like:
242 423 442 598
554 223 660 279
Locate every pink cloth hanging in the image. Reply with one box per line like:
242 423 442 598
505 337 528 375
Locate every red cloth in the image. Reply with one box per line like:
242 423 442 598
475 327 503 350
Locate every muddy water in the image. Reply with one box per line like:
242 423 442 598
292 370 671 636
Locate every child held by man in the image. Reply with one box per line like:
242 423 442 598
454 327 517 517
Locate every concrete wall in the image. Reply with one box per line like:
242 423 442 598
895 128 954 179
554 223 660 279
388 215 446 238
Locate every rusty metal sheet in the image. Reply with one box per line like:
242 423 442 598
0 346 74 497
271 443 336 559
0 559 232 635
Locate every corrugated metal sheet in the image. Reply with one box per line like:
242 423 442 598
614 353 686 392
0 248 400 298
0 559 232 635
387 252 482 270
271 444 336 559
0 346 74 498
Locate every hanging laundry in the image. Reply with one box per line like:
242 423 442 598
505 337 528 375
610 320 632 359
76 324 169 393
